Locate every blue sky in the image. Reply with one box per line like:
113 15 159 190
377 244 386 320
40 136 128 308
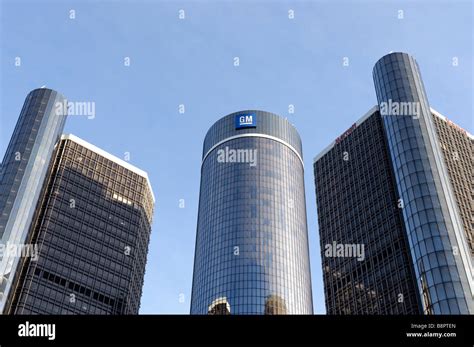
0 0 472 314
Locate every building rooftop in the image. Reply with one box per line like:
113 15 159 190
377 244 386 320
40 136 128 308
61 134 155 203
313 106 473 163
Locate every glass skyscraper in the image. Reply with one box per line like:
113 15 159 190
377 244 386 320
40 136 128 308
4 134 155 314
314 107 421 314
314 52 474 314
373 52 473 314
0 88 67 313
190 110 313 314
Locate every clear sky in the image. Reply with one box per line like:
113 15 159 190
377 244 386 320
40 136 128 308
0 0 472 314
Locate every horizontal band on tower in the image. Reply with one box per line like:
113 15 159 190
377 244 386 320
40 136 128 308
202 133 304 167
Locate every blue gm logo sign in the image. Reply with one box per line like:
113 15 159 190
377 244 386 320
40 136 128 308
235 113 257 129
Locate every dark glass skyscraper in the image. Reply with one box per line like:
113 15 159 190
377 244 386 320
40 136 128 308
314 52 474 314
5 134 155 314
314 107 421 314
0 88 67 313
190 110 313 315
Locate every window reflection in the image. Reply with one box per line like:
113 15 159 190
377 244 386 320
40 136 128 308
208 297 230 315
264 294 287 315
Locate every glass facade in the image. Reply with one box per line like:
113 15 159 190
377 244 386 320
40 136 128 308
0 88 67 313
373 52 474 314
191 110 313 314
5 134 154 314
314 109 421 314
432 112 474 257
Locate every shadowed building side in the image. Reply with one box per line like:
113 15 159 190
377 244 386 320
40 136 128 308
314 107 421 314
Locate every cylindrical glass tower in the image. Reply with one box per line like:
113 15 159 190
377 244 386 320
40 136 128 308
373 52 474 314
190 110 313 314
0 88 67 312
